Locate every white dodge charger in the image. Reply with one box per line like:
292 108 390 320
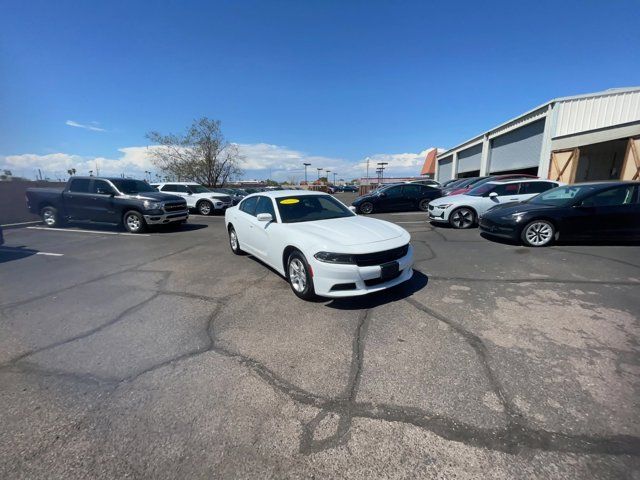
225 191 414 300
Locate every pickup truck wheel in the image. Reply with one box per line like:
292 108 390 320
123 211 146 233
197 200 213 215
41 206 64 228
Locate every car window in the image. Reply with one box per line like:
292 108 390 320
519 181 557 195
491 183 520 196
162 184 189 193
68 178 91 193
91 180 113 195
581 185 636 207
402 185 421 196
239 196 259 215
383 186 403 198
255 196 276 220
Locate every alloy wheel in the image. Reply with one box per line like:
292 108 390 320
43 209 56 226
360 202 373 214
230 229 238 251
419 199 430 211
288 258 307 292
126 214 141 232
524 221 553 246
199 201 212 215
450 208 474 228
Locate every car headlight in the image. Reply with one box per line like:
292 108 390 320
507 212 526 222
143 200 163 210
314 252 356 264
434 203 452 209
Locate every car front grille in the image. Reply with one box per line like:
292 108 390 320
164 201 187 212
364 270 402 286
354 244 409 267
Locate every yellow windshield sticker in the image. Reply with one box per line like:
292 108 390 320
279 198 299 205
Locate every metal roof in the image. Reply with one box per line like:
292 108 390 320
437 86 640 160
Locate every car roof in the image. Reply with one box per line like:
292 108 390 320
154 181 201 184
487 178 557 185
243 190 331 199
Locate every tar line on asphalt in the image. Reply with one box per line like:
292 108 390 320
26 226 150 237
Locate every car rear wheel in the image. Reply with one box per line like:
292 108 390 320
359 202 374 214
197 200 213 215
418 198 430 211
123 211 146 233
521 220 555 247
287 251 316 300
228 226 244 255
41 206 64 228
449 207 475 229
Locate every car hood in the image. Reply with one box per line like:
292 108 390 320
484 201 556 217
127 191 185 202
353 193 378 203
430 193 474 206
287 215 407 247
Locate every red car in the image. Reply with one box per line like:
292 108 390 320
445 174 538 196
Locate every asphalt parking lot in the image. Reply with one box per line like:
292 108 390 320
1 195 639 479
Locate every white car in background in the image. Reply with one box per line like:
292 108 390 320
151 182 232 215
225 191 414 300
428 179 562 228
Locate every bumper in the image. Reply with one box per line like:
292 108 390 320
428 205 451 223
144 211 189 225
311 244 415 297
478 218 518 239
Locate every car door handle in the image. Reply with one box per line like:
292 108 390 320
509 198 519 200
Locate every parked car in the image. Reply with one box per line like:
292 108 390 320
440 177 483 196
406 179 440 187
341 185 358 192
480 181 640 246
446 174 538 196
225 191 413 299
210 187 245 206
0 225 3 245
440 179 460 188
429 179 561 229
26 177 188 233
151 182 232 215
352 183 442 214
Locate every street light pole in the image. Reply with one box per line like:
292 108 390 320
333 172 337 184
303 163 311 185
317 167 323 182
377 162 388 185
326 170 331 184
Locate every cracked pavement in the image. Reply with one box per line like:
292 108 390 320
1 199 639 479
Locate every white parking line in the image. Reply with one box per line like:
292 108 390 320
36 252 65 256
1 220 41 227
0 247 64 256
389 212 427 216
26 226 150 237
395 221 426 224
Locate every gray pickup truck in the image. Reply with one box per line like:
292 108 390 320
26 176 189 233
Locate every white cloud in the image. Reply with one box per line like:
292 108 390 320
0 144 443 182
65 120 106 132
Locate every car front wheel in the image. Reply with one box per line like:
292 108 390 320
123 211 146 233
197 200 213 215
359 202 374 214
521 220 555 247
287 251 316 300
449 207 475 229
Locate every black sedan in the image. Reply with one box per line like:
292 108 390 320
479 181 640 247
352 183 442 214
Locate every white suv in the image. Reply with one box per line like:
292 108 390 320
151 182 233 215
429 179 562 228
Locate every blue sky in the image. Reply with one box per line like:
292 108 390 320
1 0 638 181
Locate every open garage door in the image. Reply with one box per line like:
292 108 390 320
621 137 640 180
549 148 579 183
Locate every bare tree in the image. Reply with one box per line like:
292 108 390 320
146 117 244 186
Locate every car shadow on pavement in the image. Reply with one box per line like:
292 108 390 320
325 270 429 310
0 246 38 264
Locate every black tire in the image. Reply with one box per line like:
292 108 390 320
359 202 374 215
197 200 213 216
123 210 146 233
287 250 316 300
418 198 430 211
41 206 64 228
449 207 476 229
521 220 555 247
228 226 244 255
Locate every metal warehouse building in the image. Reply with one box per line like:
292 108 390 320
436 87 640 184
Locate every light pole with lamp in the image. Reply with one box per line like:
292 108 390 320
303 162 311 185
317 167 323 182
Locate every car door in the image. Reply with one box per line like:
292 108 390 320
235 196 259 252
477 183 521 215
401 184 422 209
63 178 92 219
247 196 277 259
576 185 640 239
379 185 406 212
87 179 116 222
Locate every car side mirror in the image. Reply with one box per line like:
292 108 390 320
257 213 273 222
349 206 357 214
489 192 498 198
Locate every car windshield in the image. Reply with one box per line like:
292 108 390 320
111 179 157 194
276 195 354 223
527 184 598 206
448 178 477 189
189 184 211 193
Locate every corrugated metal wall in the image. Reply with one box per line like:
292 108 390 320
437 156 453 182
489 119 545 173
457 144 482 173
555 90 640 138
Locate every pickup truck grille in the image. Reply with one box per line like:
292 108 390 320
163 201 187 212
354 244 409 267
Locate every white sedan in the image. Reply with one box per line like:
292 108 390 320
428 179 561 228
225 191 414 300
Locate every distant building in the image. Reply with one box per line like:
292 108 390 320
420 149 438 178
436 87 640 183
